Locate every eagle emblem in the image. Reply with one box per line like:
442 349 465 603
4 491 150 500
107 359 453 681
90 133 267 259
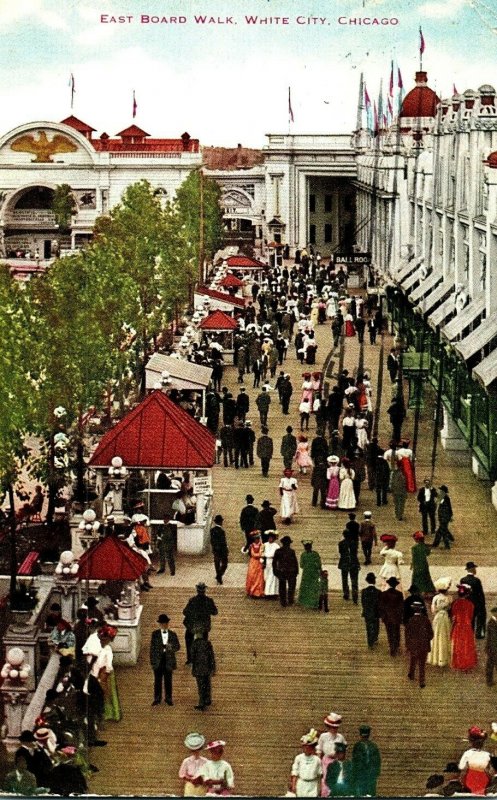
10 131 78 163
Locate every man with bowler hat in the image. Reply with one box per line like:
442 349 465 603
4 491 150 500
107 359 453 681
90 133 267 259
150 614 180 706
361 573 381 648
210 515 229 585
405 600 433 687
272 535 299 607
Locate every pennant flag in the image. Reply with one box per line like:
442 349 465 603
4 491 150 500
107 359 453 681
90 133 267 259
288 87 294 123
453 83 458 96
397 66 405 111
364 83 373 132
364 84 371 109
387 96 393 123
132 90 137 118
419 26 425 55
389 60 394 97
68 73 75 109
377 79 384 131
373 100 378 136
397 66 404 91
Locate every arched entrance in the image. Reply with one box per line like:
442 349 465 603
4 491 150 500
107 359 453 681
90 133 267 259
2 184 69 259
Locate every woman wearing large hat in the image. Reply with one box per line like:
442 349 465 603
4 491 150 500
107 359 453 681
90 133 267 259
427 577 453 668
290 729 322 797
245 532 265 598
317 713 346 797
263 531 280 598
459 727 492 795
451 584 477 671
179 733 207 796
410 531 435 595
325 456 340 510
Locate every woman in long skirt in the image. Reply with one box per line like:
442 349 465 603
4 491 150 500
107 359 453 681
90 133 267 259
338 461 356 510
91 626 122 722
290 730 323 797
410 532 435 594
245 533 265 598
345 314 356 337
325 457 341 509
459 727 493 795
378 534 403 590
279 469 300 523
397 440 417 493
295 435 313 474
451 584 477 670
298 542 322 609
263 531 280 598
427 577 452 667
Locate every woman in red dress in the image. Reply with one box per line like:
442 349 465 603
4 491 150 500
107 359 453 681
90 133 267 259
451 584 477 671
397 439 417 493
458 726 493 795
245 532 265 598
344 314 356 337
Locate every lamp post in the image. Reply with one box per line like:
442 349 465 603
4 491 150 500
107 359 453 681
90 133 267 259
107 456 128 524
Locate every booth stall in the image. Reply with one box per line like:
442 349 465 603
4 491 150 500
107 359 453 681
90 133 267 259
199 310 237 356
194 286 246 315
218 273 244 298
145 352 213 419
88 391 216 554
78 535 147 665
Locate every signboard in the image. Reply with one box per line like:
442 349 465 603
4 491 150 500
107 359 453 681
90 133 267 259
193 475 211 494
333 253 372 268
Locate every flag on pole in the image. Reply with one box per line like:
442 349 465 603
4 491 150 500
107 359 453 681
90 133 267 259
373 100 378 136
389 60 394 97
387 96 393 124
397 66 405 110
453 82 458 96
69 73 75 109
132 90 137 118
419 27 425 55
288 87 294 123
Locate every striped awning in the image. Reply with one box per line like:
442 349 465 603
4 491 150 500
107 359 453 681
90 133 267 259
418 280 454 316
401 262 425 293
473 349 497 388
409 271 442 303
427 292 457 330
454 315 497 361
395 256 421 284
441 294 486 342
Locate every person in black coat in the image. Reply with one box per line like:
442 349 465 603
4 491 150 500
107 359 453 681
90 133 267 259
239 494 259 550
403 584 428 625
354 316 366 343
368 316 377 345
235 387 249 422
378 577 404 656
310 431 328 463
280 375 293 414
311 459 328 509
387 349 399 383
219 424 234 468
256 427 273 477
374 454 390 506
405 601 434 687
387 396 405 443
16 731 53 788
433 485 453 549
326 387 344 436
338 530 360 604
210 515 229 585
183 584 218 665
150 614 180 705
222 393 237 425
361 572 381 647
417 478 438 536
272 535 299 607
46 750 87 795
191 629 216 710
233 422 249 469
461 562 486 639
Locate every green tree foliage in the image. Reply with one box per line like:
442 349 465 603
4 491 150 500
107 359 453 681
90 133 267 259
52 184 77 234
175 170 223 281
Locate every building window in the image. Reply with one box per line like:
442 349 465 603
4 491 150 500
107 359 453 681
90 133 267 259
309 224 316 244
324 194 332 213
309 194 316 213
324 223 332 243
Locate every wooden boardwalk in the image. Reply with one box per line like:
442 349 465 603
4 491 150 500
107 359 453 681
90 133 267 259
89 317 497 796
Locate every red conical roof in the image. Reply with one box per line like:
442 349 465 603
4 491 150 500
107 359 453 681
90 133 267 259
219 274 243 288
199 310 238 330
399 72 440 118
78 535 148 580
89 391 215 468
60 115 96 132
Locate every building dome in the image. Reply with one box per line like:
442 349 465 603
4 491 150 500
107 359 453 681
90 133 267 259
399 72 440 118
484 151 497 169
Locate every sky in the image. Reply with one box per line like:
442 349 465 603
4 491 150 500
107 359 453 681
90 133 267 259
0 0 496 146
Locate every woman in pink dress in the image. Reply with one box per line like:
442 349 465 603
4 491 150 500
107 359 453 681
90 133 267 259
397 439 417 493
451 584 477 671
295 435 313 475
325 456 341 510
301 373 314 405
245 532 265 598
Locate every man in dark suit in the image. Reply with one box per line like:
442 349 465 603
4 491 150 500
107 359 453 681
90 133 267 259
405 601 434 688
378 577 404 656
361 572 381 647
150 613 180 706
272 535 299 607
338 529 360 604
387 348 399 383
462 562 486 639
433 485 453 549
16 730 53 788
183 583 218 665
485 606 497 685
417 478 438 535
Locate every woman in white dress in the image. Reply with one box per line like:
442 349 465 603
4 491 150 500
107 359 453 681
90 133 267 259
263 531 280 597
326 293 338 319
290 729 322 797
338 460 356 511
378 534 404 590
317 713 346 797
279 469 300 523
427 577 452 667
